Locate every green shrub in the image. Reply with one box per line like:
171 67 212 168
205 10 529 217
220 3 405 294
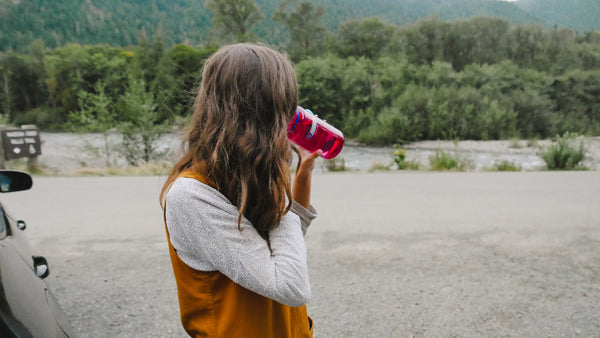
541 132 587 170
394 149 408 169
12 107 65 130
393 149 421 170
429 150 465 171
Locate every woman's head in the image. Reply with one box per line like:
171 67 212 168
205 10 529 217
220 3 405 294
162 43 298 237
197 43 298 135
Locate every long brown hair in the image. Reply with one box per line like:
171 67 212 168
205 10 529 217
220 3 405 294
160 43 298 238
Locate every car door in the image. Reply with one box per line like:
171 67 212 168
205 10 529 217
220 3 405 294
0 204 69 337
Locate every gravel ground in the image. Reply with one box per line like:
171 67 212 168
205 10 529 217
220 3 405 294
2 172 598 338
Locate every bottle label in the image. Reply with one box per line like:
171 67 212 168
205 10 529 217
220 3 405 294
307 117 317 140
288 111 300 134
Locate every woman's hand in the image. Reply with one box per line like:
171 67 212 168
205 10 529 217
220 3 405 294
292 147 321 209
296 147 321 176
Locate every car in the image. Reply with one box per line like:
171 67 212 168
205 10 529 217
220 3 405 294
0 170 73 337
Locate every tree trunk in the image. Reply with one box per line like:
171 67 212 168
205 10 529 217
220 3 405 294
2 72 10 117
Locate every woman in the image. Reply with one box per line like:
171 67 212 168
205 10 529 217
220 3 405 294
160 43 319 337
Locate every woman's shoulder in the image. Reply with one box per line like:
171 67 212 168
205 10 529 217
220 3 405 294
167 176 235 212
168 176 214 200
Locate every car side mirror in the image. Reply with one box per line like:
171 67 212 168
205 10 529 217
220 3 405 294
0 170 32 193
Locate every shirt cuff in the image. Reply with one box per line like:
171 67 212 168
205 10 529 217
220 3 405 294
290 201 317 235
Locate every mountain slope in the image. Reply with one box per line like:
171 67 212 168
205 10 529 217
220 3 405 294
0 0 588 52
310 0 541 29
515 0 600 32
0 0 212 51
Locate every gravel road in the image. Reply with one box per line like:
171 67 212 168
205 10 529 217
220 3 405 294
1 172 599 337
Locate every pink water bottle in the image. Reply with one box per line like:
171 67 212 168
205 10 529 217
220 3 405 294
287 106 344 159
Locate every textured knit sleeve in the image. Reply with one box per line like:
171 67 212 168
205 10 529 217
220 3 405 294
290 201 317 236
165 177 315 307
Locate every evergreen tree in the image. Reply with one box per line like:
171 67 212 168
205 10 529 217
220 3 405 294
334 17 399 59
117 76 166 165
273 0 328 61
204 0 266 42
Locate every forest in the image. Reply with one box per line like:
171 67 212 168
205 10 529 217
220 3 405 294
1 0 600 154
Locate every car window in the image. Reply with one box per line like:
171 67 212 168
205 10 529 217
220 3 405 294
0 206 6 239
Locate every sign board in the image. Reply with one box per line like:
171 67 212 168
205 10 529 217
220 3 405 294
1 129 42 160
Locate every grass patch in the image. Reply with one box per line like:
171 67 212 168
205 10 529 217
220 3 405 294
322 157 349 172
527 137 539 148
68 162 172 176
509 138 523 149
488 160 521 172
2 158 48 175
369 162 392 172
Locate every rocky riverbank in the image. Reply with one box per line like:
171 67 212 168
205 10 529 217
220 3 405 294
28 133 600 174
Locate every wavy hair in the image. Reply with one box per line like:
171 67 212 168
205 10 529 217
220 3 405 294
160 43 298 238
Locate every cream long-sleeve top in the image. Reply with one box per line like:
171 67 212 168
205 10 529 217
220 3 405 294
165 176 317 307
